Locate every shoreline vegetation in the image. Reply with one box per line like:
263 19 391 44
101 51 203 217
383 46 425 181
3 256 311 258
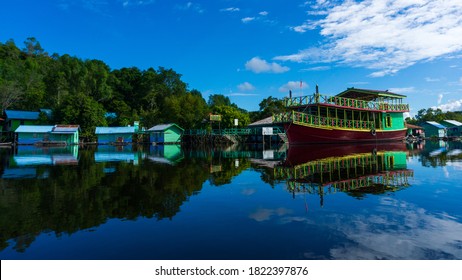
1 38 462 143
0 38 265 142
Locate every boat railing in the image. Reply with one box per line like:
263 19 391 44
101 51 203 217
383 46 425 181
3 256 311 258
273 111 376 130
183 127 285 136
285 94 409 112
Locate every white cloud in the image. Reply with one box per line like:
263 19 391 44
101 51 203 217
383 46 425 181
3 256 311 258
301 66 330 71
241 17 255 23
220 7 239 12
259 11 268 16
279 81 309 93
122 0 155 7
435 99 462 112
280 0 462 76
245 57 290 74
292 22 316 33
425 77 441 82
388 87 415 94
237 82 256 91
176 2 204 13
437 93 444 105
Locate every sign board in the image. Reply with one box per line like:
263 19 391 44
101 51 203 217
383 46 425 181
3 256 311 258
263 150 274 160
210 114 222 121
234 119 238 126
262 127 273 135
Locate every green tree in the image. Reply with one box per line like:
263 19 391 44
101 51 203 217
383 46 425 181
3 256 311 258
54 92 107 140
258 96 285 118
212 105 250 128
208 94 232 108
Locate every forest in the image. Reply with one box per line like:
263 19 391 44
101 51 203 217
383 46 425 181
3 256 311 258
0 38 282 140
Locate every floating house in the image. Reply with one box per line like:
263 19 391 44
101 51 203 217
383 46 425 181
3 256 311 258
441 120 462 137
148 123 183 144
4 110 40 132
405 123 424 137
15 125 80 145
421 121 447 138
15 125 54 145
95 126 136 144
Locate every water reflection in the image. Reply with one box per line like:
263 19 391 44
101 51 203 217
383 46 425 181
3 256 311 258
275 143 414 205
418 140 462 169
0 142 461 259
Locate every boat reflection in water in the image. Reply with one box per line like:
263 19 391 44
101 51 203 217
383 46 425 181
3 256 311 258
275 143 414 206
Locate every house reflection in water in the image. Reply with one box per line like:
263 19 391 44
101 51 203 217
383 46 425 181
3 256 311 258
94 145 145 166
148 145 183 165
274 143 414 206
93 145 184 169
2 145 79 179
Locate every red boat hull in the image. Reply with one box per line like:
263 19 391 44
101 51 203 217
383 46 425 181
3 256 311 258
284 123 406 144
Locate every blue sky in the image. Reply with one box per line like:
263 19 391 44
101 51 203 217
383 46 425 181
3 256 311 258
1 0 462 117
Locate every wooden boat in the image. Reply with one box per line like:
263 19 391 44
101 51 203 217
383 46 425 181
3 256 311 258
273 87 410 144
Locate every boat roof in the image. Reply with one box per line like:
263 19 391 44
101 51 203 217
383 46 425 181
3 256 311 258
336 88 406 100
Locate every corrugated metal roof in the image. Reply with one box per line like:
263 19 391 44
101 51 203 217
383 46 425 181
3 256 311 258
95 126 135 134
443 120 462 127
248 116 273 127
426 121 446 129
148 123 184 132
5 110 40 120
52 125 79 134
337 88 407 100
15 125 54 133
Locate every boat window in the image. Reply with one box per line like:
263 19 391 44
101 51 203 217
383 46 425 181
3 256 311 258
386 114 392 127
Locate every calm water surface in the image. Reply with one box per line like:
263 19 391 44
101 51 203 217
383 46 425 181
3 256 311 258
0 142 461 260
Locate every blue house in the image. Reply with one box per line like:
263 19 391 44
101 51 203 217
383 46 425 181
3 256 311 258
15 125 55 145
95 126 136 144
15 125 80 145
